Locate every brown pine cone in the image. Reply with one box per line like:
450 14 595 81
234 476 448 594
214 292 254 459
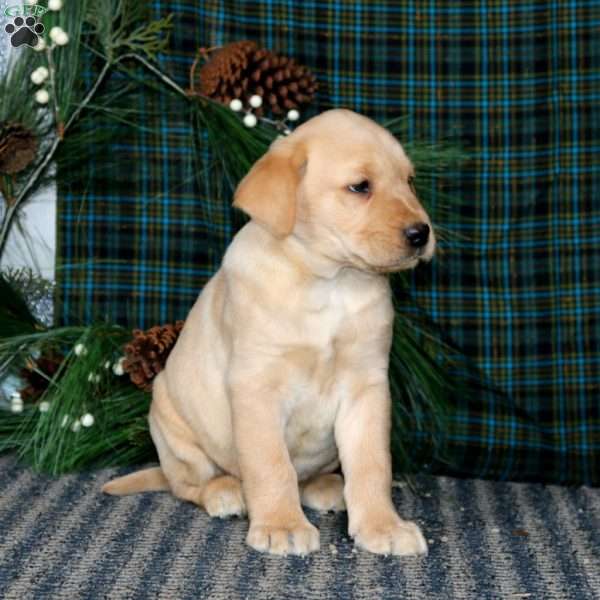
122 321 185 391
196 41 317 116
0 121 38 175
20 351 64 402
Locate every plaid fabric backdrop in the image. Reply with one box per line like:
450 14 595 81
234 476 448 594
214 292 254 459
56 1 600 484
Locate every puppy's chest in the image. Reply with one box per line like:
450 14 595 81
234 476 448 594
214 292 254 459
293 278 365 344
281 291 361 470
283 357 341 473
279 277 388 474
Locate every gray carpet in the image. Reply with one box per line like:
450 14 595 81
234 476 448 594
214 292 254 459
0 455 598 600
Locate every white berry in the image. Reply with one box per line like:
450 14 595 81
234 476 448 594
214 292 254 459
249 95 263 108
34 37 46 51
81 413 95 427
39 401 50 413
229 99 243 112
55 31 69 46
112 357 125 376
10 391 22 401
243 113 257 128
74 343 87 356
71 419 81 433
35 89 50 105
48 0 63 10
49 26 68 44
287 109 300 121
11 402 23 414
30 66 49 85
49 26 63 41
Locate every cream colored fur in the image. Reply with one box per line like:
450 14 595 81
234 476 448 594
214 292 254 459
103 109 435 556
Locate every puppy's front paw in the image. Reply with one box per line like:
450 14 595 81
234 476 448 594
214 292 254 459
351 515 427 556
247 519 320 556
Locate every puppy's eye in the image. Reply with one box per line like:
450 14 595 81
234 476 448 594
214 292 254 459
348 180 370 194
408 176 416 193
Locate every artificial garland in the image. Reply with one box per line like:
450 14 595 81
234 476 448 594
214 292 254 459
0 1 474 477
0 0 173 255
123 321 185 391
193 40 318 117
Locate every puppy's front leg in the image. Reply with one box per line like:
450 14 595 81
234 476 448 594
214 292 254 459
336 381 428 556
231 382 319 556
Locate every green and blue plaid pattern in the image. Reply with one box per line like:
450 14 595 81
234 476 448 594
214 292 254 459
56 1 600 484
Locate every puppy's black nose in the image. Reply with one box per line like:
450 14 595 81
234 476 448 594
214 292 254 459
404 223 430 248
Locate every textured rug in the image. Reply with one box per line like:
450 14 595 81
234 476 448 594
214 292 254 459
0 455 598 600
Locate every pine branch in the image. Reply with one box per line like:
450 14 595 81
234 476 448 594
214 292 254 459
0 137 60 256
0 6 175 254
118 53 187 98
0 58 114 256
115 14 174 60
45 46 62 136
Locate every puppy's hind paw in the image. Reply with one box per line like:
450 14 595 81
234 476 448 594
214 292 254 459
301 473 346 512
202 475 246 518
247 519 320 556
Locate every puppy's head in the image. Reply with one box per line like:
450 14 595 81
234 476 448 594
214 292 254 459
234 109 435 272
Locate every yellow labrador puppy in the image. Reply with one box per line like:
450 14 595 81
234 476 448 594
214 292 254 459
103 109 435 556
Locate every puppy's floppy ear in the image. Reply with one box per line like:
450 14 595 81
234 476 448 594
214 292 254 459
233 138 306 238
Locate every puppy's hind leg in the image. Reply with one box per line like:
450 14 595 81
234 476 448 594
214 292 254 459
149 374 246 518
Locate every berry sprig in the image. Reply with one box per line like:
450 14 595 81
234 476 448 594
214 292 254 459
229 94 301 134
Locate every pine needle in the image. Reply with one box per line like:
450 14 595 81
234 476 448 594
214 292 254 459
0 324 156 474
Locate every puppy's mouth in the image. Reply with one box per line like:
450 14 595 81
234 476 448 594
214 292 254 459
414 244 435 263
371 246 434 273
371 257 420 274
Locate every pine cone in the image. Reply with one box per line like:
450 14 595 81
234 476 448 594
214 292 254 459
123 321 185 391
0 121 38 175
196 41 317 116
20 351 64 402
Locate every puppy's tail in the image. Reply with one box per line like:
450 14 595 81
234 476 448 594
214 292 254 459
102 467 169 496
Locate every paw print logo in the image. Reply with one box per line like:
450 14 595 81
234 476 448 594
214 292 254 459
5 16 45 48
